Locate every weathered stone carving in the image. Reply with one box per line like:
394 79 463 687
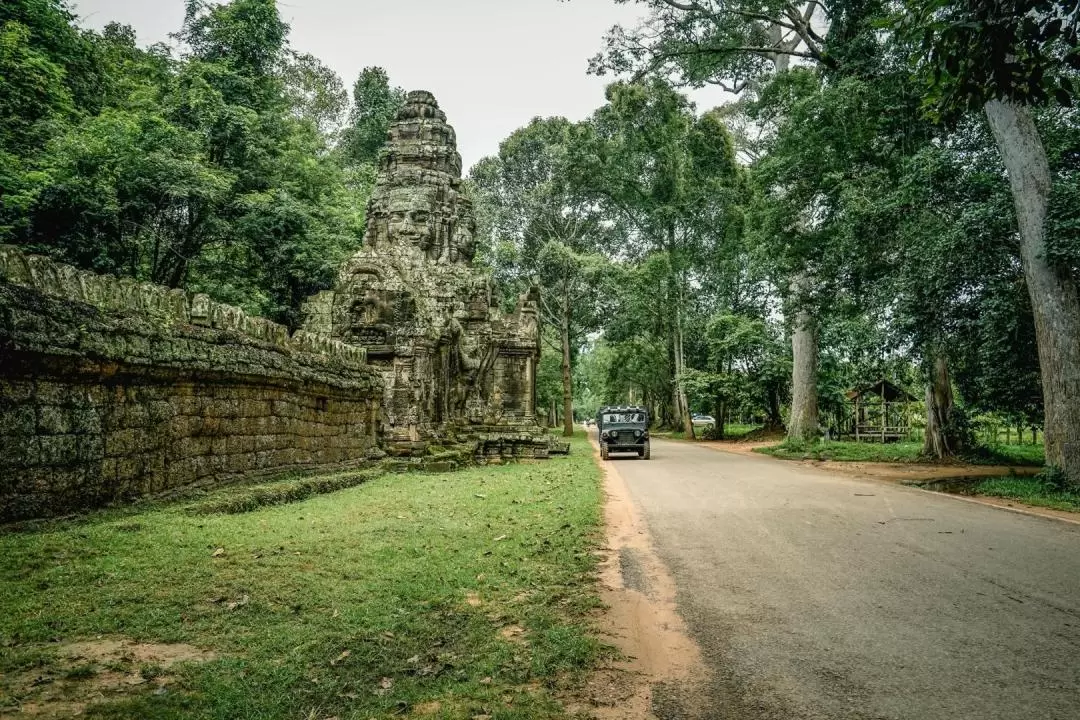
303 91 555 456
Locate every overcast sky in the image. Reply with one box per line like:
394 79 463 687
73 0 728 172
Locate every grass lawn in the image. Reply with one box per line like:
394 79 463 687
0 433 606 719
974 443 1046 467
721 424 762 440
756 440 927 463
756 440 1046 467
967 476 1080 513
650 424 763 442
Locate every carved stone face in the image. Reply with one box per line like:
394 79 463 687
386 189 437 251
451 222 475 263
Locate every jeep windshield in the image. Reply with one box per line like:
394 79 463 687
602 412 645 425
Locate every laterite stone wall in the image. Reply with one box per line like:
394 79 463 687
0 247 383 522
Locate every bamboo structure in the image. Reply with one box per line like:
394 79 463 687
847 380 916 443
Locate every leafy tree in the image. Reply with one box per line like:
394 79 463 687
904 0 1080 478
589 0 837 443
339 67 405 167
571 79 743 435
2 0 370 326
471 117 616 437
283 52 348 135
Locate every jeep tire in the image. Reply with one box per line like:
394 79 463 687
642 441 651 460
600 442 609 460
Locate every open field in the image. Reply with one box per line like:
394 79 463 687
0 434 606 719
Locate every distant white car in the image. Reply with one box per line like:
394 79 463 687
692 414 716 427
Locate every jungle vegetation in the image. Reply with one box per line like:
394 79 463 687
2 0 1078 480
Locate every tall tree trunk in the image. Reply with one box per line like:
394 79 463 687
923 352 958 459
766 384 784 430
673 300 695 438
788 274 819 442
714 396 726 440
560 291 575 438
985 99 1080 481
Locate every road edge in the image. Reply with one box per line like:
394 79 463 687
575 433 707 719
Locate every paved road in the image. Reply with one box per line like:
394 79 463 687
609 438 1080 720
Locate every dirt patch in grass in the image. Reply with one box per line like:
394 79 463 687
59 638 217 667
3 638 216 719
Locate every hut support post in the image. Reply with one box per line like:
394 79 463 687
855 396 860 442
881 386 886 443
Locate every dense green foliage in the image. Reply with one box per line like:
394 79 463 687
0 0 401 326
491 0 1079 476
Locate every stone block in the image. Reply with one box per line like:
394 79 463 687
39 434 80 466
0 405 37 436
0 435 35 469
77 434 104 462
190 294 212 326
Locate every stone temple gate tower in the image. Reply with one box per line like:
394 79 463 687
302 91 558 458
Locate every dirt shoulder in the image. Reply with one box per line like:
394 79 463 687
573 437 707 719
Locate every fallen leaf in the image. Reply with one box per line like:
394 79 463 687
475 493 487 499
379 676 393 689
381 631 395 639
493 535 508 542
480 676 492 684
211 548 225 557
406 655 419 664
331 650 350 666
226 594 249 611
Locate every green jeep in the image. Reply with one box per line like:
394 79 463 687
596 405 651 460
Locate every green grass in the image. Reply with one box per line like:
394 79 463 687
719 423 761 440
757 440 1047 467
650 430 686 440
972 443 1046 467
756 440 927 463
968 476 1080 513
650 424 762 442
0 433 607 719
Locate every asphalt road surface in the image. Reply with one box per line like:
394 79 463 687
608 437 1080 720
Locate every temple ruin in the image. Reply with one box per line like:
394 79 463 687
303 90 558 458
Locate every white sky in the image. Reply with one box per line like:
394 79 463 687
73 0 730 172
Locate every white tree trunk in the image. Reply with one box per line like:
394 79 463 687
788 273 819 442
673 300 695 438
984 99 1080 481
770 32 819 445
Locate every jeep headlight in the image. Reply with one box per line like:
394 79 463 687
634 430 642 438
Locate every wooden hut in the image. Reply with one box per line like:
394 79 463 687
847 380 916 443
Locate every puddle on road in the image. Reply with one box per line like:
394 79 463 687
907 476 997 495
